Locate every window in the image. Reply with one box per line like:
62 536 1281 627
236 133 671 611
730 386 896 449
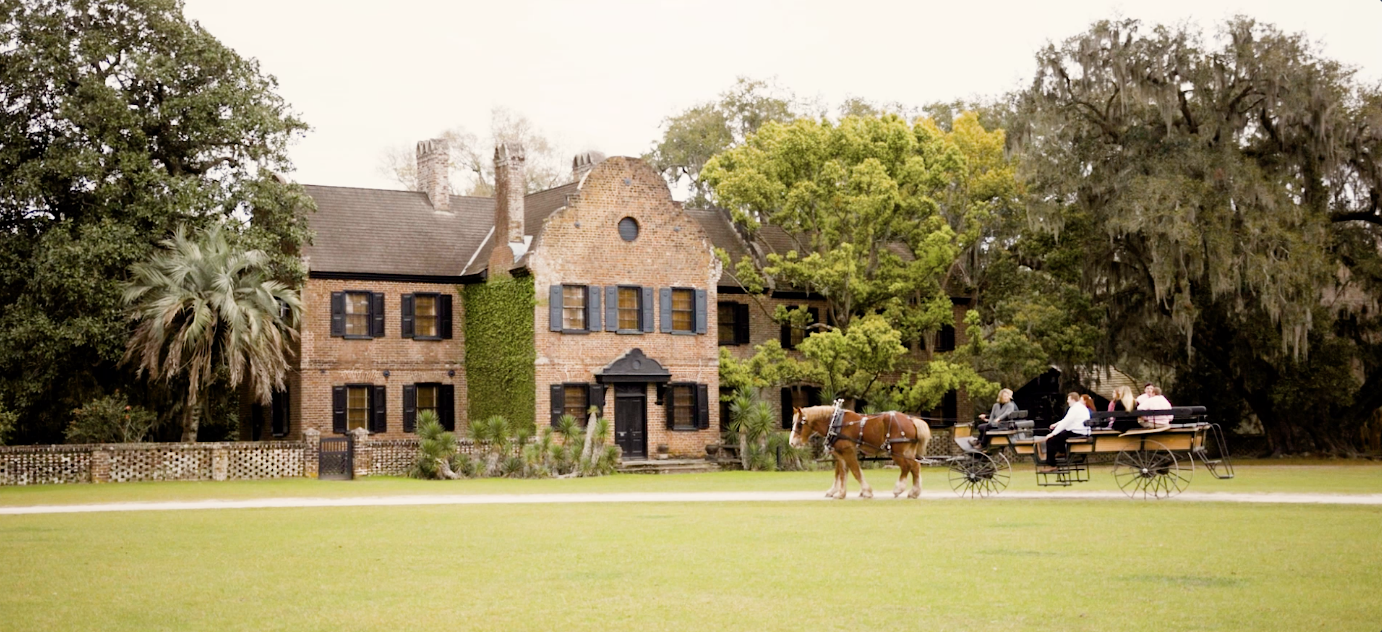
563 384 588 422
618 217 639 241
562 285 587 331
414 294 438 338
780 385 821 428
671 288 694 333
618 287 641 331
936 324 956 352
344 292 371 337
416 384 438 420
718 303 736 344
671 384 696 431
781 306 819 350
346 385 370 431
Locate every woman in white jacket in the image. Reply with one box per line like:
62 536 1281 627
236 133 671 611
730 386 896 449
1039 392 1091 472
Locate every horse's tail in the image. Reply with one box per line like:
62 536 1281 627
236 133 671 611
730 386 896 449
910 415 932 457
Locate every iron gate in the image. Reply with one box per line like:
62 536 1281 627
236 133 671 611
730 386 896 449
319 436 353 480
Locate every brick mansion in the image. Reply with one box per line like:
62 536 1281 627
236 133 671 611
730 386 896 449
242 141 970 459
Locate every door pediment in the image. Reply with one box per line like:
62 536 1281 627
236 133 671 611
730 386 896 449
594 348 671 384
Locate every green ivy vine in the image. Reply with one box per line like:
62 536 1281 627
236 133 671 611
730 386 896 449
462 276 536 430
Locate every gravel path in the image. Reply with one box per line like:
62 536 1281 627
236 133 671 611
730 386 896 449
4 490 1382 515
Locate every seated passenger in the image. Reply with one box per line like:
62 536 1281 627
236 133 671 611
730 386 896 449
1038 392 1091 472
1106 386 1141 431
974 388 1017 446
1138 386 1174 427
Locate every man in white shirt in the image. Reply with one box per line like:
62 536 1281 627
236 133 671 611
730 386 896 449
1137 385 1174 427
1038 392 1091 472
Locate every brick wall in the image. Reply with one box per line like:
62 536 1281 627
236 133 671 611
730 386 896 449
528 157 722 458
295 278 467 440
0 442 306 485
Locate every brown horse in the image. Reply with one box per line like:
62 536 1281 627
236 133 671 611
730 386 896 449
789 405 932 499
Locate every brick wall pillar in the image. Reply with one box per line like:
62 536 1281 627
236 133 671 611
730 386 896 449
350 427 371 478
211 445 229 481
90 447 111 484
303 429 320 479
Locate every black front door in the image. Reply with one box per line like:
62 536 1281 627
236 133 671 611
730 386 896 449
614 384 647 459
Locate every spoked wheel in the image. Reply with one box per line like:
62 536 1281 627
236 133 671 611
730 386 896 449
1113 441 1193 499
948 452 1011 498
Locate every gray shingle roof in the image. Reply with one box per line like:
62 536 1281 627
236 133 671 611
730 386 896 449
302 185 493 278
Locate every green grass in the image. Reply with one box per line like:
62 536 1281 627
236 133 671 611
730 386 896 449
1 499 1377 631
2 459 1381 507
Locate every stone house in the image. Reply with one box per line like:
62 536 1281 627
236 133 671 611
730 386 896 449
242 140 970 458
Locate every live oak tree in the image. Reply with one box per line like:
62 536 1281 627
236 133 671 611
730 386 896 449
0 0 310 442
647 77 800 207
1011 17 1382 453
704 114 1020 408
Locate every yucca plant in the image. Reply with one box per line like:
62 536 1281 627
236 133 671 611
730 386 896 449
727 388 777 470
410 411 461 479
470 415 515 476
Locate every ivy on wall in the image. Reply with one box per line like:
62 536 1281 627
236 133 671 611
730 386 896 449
463 276 536 431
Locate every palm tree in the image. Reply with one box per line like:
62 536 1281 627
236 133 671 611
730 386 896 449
726 388 776 470
123 224 301 441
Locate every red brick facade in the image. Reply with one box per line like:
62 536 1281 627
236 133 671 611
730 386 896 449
529 157 721 458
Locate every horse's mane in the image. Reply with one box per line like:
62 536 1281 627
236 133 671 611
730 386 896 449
798 405 838 423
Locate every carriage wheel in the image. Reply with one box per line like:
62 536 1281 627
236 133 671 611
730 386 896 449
1113 441 1193 499
948 452 1011 498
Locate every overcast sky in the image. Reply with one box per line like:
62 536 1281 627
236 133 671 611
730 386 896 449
182 0 1382 197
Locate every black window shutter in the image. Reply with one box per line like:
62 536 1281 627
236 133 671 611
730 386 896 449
589 383 606 418
439 294 453 339
665 385 677 429
371 385 387 433
438 384 455 432
942 390 958 421
694 289 707 334
332 386 347 434
330 292 345 337
780 320 793 350
402 384 417 433
400 294 415 338
604 286 619 331
641 286 655 333
807 307 820 337
549 285 563 332
272 390 289 437
587 286 601 332
780 388 793 429
735 303 751 345
807 386 822 407
550 384 564 427
659 288 672 333
370 293 385 338
696 384 710 429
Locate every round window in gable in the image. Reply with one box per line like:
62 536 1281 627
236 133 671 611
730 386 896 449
618 217 639 242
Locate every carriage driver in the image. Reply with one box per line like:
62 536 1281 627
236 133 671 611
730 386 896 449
972 388 1017 447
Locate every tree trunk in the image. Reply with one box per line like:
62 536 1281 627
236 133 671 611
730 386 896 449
739 430 750 470
580 411 597 467
181 403 201 442
437 457 462 480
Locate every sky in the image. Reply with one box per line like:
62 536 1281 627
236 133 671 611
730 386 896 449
182 0 1382 197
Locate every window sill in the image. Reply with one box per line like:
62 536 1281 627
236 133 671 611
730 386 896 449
718 341 742 346
560 329 591 335
670 427 702 432
667 330 697 336
410 336 443 341
342 335 375 341
616 329 645 335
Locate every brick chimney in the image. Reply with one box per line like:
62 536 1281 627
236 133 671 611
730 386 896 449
570 151 605 182
488 142 527 271
416 138 450 211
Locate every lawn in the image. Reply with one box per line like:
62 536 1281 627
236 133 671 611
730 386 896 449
2 459 1381 507
0 498 1377 631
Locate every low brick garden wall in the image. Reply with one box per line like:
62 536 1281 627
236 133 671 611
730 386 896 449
0 441 309 485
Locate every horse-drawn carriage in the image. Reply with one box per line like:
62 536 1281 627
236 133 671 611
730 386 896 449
954 407 1235 499
791 401 1234 500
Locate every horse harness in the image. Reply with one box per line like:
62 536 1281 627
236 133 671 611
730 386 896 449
823 401 912 454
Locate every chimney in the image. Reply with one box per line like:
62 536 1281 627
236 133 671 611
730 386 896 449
493 142 526 247
416 138 450 211
570 151 605 182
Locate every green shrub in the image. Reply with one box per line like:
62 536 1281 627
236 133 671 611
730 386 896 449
409 411 458 479
66 394 159 444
